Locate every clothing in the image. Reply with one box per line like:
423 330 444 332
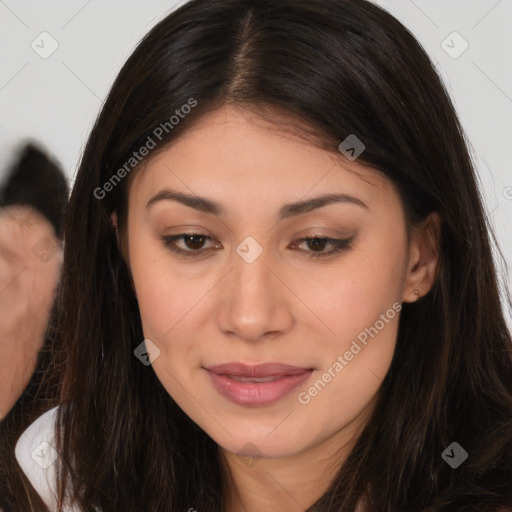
14 406 79 512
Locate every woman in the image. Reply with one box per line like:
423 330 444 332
0 143 67 512
14 0 512 510
0 144 66 421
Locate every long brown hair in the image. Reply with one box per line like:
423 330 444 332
33 0 512 510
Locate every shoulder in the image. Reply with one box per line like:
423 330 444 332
15 406 61 512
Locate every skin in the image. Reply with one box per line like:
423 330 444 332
0 205 62 420
118 105 440 512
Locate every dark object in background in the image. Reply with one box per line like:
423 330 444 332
0 143 68 240
0 142 68 512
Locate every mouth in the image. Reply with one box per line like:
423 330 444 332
204 362 314 406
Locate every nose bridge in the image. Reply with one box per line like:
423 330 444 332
216 242 293 340
231 246 275 310
231 234 273 296
239 252 270 290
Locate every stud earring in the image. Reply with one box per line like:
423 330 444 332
413 289 420 296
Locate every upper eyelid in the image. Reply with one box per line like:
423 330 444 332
162 233 352 253
163 237 352 263
163 233 347 243
165 233 218 246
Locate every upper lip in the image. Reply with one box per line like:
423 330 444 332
205 362 313 378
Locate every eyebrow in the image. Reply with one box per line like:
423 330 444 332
145 188 368 218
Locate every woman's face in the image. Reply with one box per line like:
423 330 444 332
122 106 427 460
0 206 62 419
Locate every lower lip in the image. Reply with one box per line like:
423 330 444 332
205 369 313 406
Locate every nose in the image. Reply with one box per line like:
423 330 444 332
215 249 294 343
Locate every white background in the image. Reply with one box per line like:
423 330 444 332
1 0 511 322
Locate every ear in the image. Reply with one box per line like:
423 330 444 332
402 212 442 303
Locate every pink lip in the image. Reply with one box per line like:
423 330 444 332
204 362 314 406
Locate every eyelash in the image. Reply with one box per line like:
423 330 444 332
160 233 353 259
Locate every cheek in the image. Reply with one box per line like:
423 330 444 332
127 231 190 346
131 264 203 405
295 233 406 343
132 266 205 349
292 229 406 410
295 281 401 437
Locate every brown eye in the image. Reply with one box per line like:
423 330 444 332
183 235 207 250
161 233 221 258
306 238 329 252
291 236 354 258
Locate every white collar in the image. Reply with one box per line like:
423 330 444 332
15 406 67 512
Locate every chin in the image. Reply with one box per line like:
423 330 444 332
214 427 309 460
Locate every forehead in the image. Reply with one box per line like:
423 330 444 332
0 205 53 233
127 106 395 210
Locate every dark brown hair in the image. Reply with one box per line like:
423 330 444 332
0 143 68 239
22 0 512 510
